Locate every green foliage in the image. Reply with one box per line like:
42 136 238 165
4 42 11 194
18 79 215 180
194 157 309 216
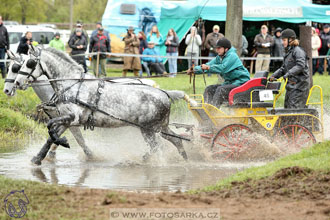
0 79 45 152
0 0 108 24
0 79 41 116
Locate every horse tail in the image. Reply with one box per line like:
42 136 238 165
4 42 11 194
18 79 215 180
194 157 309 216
165 90 198 106
165 90 185 101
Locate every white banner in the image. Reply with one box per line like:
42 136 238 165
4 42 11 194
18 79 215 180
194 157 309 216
244 7 303 18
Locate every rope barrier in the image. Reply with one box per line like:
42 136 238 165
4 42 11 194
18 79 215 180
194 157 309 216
1 52 329 62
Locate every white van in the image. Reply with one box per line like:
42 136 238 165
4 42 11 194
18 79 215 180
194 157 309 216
7 25 55 53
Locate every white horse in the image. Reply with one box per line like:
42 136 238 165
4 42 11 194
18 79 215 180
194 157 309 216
14 46 188 165
4 50 93 160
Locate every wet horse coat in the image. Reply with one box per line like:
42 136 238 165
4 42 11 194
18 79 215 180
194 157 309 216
14 47 188 165
3 51 93 159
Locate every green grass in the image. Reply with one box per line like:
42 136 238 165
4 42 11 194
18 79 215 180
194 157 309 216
201 140 330 192
0 79 46 152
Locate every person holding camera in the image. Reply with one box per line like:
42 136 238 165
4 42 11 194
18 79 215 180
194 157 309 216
17 31 33 55
123 26 141 77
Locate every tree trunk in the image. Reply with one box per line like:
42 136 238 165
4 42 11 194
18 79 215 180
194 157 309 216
299 25 313 87
225 0 243 56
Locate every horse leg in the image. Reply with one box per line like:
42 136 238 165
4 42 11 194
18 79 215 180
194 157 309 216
31 126 67 165
68 127 93 159
47 114 75 148
47 144 58 159
140 129 159 161
161 126 188 160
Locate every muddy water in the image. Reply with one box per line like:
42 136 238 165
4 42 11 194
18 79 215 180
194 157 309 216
0 127 265 192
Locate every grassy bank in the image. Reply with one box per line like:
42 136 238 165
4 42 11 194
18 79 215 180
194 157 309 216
0 79 45 152
201 140 330 192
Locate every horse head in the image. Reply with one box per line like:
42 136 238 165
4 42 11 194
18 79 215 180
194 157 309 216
3 50 29 96
14 45 45 89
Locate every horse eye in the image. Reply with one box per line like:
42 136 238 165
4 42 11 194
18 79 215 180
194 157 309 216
26 59 37 69
11 64 21 73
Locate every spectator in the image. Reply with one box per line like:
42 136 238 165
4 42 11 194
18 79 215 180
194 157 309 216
49 32 65 51
17 31 33 55
272 27 284 70
318 24 330 74
68 29 88 73
138 31 148 76
0 15 9 78
311 27 321 75
142 41 166 75
185 27 202 70
254 25 274 73
122 26 141 77
92 22 110 42
204 25 224 57
147 25 163 53
70 21 89 43
241 35 248 57
165 28 179 76
89 27 111 77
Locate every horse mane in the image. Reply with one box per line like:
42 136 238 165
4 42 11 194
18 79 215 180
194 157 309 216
44 47 85 73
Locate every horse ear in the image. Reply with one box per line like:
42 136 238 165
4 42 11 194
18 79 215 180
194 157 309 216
6 50 15 59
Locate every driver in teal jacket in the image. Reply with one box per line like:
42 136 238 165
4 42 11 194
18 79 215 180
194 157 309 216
188 37 250 107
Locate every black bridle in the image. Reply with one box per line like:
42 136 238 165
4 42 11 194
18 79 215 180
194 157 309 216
16 49 44 82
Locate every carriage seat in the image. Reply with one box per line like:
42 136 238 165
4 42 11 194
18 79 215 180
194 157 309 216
228 71 284 108
228 71 268 107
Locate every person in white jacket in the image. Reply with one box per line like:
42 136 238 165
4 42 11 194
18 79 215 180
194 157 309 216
311 27 321 75
185 26 202 69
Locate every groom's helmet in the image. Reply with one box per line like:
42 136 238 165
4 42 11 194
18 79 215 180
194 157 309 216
215 37 231 49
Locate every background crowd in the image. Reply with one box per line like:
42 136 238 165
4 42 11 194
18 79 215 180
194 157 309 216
0 15 329 79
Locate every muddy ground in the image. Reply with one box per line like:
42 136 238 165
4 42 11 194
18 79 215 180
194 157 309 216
52 166 330 219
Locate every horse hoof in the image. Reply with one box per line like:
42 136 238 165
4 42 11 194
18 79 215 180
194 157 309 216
142 153 151 162
55 137 70 148
85 152 94 161
31 157 42 165
48 151 56 159
182 152 188 161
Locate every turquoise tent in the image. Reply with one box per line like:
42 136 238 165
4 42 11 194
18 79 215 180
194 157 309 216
158 0 330 54
102 0 330 55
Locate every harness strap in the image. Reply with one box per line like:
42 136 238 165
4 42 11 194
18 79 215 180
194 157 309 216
74 98 190 141
5 79 15 83
84 79 105 130
17 70 37 81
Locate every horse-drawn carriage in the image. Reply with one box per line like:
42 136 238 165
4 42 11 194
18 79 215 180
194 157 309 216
4 46 324 164
179 71 324 160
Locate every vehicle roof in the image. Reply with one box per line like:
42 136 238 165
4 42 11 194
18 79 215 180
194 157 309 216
6 25 55 33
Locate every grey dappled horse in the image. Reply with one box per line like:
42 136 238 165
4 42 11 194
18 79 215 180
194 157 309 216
14 46 188 165
3 50 93 159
